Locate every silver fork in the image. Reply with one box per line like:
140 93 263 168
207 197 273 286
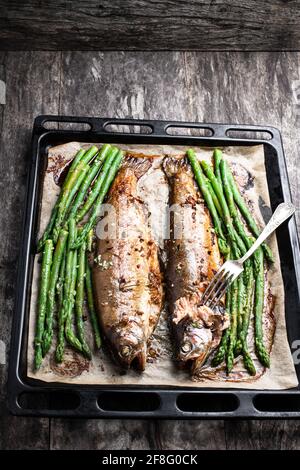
202 202 296 309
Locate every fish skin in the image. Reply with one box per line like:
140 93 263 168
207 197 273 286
163 157 228 372
92 157 163 371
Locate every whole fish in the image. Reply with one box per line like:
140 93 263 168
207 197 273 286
163 157 229 374
93 157 163 371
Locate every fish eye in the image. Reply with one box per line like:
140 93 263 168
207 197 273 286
181 342 192 354
120 345 132 357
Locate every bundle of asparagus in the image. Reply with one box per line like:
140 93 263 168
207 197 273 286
34 144 124 370
187 148 272 375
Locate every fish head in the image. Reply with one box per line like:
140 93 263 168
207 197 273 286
173 295 220 368
177 318 212 366
111 320 147 371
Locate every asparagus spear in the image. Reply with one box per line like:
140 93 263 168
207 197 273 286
187 149 229 255
211 283 232 367
68 218 77 248
206 180 223 218
72 149 124 249
240 263 256 376
53 166 88 237
253 246 270 367
201 160 237 241
52 146 98 242
75 146 119 223
220 160 250 245
66 144 112 224
201 160 251 258
65 148 90 184
37 207 58 253
213 148 223 186
226 279 238 373
225 162 274 263
87 228 94 253
75 241 91 358
62 224 83 353
34 239 54 369
37 148 86 251
55 250 66 363
42 229 68 356
219 157 256 365
234 274 245 357
64 248 83 352
85 255 101 348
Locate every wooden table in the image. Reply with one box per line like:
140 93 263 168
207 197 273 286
1 51 300 450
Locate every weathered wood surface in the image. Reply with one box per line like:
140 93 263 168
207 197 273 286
1 1 300 51
0 51 60 449
1 51 300 450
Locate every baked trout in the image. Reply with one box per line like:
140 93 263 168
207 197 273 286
93 157 163 371
163 157 229 374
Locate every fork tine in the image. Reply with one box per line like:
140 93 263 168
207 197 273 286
201 265 227 303
206 271 232 307
205 273 229 306
210 273 236 309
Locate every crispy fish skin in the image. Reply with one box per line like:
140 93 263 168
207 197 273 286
92 157 163 371
163 157 228 371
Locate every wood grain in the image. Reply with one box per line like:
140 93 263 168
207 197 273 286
2 50 300 449
1 1 300 51
51 420 158 450
0 51 60 449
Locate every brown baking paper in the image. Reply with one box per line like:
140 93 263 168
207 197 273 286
27 142 298 389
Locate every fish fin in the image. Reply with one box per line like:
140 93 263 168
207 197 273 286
162 156 189 178
191 352 211 374
123 156 152 179
132 345 147 371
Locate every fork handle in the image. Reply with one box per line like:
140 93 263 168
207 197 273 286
240 202 296 264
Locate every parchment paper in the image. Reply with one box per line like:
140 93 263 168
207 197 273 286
27 142 298 389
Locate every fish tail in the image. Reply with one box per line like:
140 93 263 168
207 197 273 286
123 156 152 179
162 156 189 178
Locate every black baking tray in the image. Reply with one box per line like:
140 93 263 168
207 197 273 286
8 115 300 418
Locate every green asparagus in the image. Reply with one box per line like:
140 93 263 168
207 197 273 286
206 180 223 218
53 164 91 241
68 218 77 249
225 162 274 263
55 250 66 363
42 229 68 356
201 160 250 258
253 246 270 367
226 279 238 373
234 274 245 357
66 144 112 223
64 248 83 352
85 255 102 348
213 148 223 186
37 148 86 251
75 241 91 358
87 229 94 253
72 149 124 249
211 283 232 367
53 146 99 239
240 263 256 376
201 160 237 242
220 159 254 254
219 157 256 370
187 149 229 255
34 239 54 369
75 146 119 223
